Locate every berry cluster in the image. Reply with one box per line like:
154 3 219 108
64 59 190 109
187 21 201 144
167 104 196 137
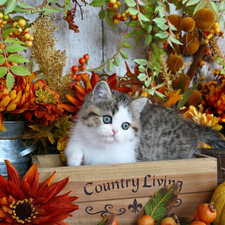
203 22 224 44
107 0 138 25
63 10 79 33
69 54 90 88
0 13 34 47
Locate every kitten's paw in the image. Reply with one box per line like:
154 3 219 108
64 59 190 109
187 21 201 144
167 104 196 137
67 150 84 166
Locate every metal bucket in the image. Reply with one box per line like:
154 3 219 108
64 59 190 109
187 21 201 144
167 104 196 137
0 121 36 179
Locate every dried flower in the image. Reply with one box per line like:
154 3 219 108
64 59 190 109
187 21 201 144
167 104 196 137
0 160 79 224
31 16 68 101
163 89 184 108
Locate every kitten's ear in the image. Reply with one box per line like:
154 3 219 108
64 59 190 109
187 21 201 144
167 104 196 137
131 98 147 114
92 80 112 100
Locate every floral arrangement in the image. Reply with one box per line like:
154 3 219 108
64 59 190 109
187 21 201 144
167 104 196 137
0 0 225 157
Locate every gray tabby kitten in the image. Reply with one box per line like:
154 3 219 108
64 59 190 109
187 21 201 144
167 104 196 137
65 80 225 166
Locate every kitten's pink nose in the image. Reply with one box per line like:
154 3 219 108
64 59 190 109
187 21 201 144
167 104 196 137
112 129 118 134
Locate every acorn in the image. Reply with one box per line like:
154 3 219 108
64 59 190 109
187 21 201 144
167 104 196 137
185 90 202 107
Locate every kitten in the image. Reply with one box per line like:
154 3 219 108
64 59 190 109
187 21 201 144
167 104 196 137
65 80 225 166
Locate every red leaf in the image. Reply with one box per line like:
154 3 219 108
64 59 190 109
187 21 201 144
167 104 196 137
90 73 100 87
116 87 133 93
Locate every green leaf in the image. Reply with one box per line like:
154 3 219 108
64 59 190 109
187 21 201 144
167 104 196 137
169 35 183 45
5 44 27 53
139 12 150 21
107 8 117 16
208 1 219 18
106 14 115 29
186 0 201 6
113 56 120 66
0 67 7 78
155 32 169 39
18 1 35 9
138 65 146 72
135 31 139 47
43 5 62 13
89 0 105 7
147 25 152 33
177 81 199 109
11 16 30 21
148 88 155 96
145 34 152 45
66 0 72 8
25 59 34 73
6 72 15 92
0 49 3 54
107 60 114 73
2 28 16 38
126 20 139 27
138 73 147 81
127 8 138 15
0 55 5 65
0 0 7 5
13 5 27 13
99 9 106 19
10 65 31 76
5 0 17 14
4 38 26 45
133 59 148 66
145 183 179 224
121 41 132 49
193 0 207 15
125 0 136 7
8 54 29 63
153 17 167 24
125 29 137 38
120 50 129 59
155 90 165 99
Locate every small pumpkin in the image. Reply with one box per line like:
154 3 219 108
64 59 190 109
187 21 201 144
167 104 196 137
211 181 225 225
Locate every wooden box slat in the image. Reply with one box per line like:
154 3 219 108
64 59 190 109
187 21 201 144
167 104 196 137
32 154 217 224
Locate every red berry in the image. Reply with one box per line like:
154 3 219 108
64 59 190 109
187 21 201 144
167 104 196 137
71 74 77 79
80 65 86 71
83 54 90 61
83 73 89 78
79 58 86 64
71 65 79 73
69 82 73 89
108 3 113 7
76 74 82 81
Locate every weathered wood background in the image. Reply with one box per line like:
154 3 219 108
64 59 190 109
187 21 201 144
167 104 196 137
23 1 225 80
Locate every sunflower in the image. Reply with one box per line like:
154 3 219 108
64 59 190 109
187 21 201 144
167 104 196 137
0 160 79 224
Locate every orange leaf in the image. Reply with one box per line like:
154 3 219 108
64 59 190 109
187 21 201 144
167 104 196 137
125 61 135 76
116 87 133 93
80 73 90 87
90 73 100 87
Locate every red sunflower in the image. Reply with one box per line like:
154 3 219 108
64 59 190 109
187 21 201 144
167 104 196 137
0 160 79 224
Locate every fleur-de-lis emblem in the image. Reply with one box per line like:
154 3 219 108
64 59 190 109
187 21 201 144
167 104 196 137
128 199 142 213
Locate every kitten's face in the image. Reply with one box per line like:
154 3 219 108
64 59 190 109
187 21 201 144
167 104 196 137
79 103 139 144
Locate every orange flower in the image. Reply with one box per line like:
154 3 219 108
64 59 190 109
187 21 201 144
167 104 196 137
200 80 225 123
0 75 37 131
0 160 79 224
164 89 184 107
23 80 64 126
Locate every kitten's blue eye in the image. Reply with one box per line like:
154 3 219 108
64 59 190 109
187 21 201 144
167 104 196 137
103 115 112 124
121 122 130 130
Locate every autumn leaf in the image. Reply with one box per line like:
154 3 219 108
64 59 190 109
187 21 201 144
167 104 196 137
145 183 180 224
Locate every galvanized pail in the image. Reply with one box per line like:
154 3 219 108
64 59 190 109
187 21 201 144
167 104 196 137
0 121 36 179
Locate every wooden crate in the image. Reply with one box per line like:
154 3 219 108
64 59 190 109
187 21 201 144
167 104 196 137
32 154 217 225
